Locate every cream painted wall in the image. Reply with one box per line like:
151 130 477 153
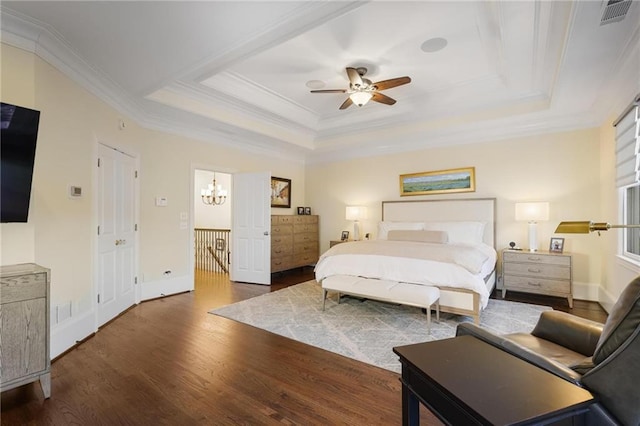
0 44 37 265
1 44 305 355
306 129 605 299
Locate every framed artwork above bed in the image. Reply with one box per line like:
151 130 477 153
399 167 475 196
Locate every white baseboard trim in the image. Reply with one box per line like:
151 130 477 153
572 281 600 302
598 286 617 314
141 274 193 301
51 309 96 359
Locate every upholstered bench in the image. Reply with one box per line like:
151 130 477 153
321 275 440 333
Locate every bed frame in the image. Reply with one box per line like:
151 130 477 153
381 198 497 324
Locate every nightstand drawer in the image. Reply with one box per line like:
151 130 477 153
503 251 571 267
503 275 571 294
503 262 570 280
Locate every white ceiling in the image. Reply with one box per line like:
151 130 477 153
1 1 639 163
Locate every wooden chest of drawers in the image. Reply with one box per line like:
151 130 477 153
502 250 573 307
0 263 51 398
271 215 319 273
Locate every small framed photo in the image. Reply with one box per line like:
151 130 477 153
341 231 349 241
549 237 565 253
304 207 311 215
215 238 226 251
297 207 304 215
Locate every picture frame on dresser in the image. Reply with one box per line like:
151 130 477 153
270 177 291 208
341 231 349 241
549 237 564 253
297 207 304 215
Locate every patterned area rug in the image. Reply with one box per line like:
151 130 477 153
210 280 551 373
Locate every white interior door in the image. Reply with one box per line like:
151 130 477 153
231 172 271 285
97 144 137 326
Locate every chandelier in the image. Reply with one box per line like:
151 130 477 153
201 173 228 205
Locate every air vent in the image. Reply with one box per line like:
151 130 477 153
600 0 633 25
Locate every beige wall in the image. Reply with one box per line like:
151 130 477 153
1 44 305 341
306 128 605 298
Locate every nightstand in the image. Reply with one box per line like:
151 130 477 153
501 249 573 307
329 240 350 247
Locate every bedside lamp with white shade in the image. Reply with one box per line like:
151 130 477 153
515 202 549 252
346 206 367 241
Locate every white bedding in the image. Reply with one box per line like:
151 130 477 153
314 240 497 308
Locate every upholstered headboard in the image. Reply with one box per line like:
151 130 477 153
381 198 496 248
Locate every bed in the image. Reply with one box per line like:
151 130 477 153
315 198 497 324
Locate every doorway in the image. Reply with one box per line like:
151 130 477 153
194 169 232 275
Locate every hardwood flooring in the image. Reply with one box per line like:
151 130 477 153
1 267 607 425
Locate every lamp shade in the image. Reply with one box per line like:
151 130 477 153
346 206 367 221
515 202 549 222
349 92 372 107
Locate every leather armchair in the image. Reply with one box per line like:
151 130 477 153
457 275 640 426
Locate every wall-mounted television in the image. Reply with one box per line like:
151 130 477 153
1 102 41 223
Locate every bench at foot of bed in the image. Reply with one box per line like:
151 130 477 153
321 276 440 333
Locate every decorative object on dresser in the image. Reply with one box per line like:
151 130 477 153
304 207 311 215
271 215 319 273
502 249 573 307
340 231 349 241
0 263 51 398
399 167 475 196
270 176 291 208
549 237 564 253
514 201 549 252
297 207 304 215
345 206 366 240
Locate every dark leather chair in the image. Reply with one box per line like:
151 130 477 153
456 275 640 426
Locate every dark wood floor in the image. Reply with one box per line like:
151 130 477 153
1 267 607 425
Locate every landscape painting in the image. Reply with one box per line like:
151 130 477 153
400 167 475 196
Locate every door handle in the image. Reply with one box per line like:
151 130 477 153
115 239 127 246
263 231 269 236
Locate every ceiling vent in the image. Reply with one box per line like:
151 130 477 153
600 0 633 25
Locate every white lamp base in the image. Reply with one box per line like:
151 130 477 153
353 221 360 241
528 221 538 252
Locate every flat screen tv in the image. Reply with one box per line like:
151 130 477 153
1 102 40 223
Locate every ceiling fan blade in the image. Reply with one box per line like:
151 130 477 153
346 67 364 88
371 92 396 105
310 89 347 93
372 76 411 91
339 97 353 110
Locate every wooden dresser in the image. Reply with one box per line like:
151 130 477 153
271 215 319 273
501 250 573 308
0 263 51 398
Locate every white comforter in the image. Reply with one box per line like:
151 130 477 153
314 240 497 308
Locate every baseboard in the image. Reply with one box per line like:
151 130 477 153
51 309 96 359
598 286 617 314
572 281 599 302
141 274 193 301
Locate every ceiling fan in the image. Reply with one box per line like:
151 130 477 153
311 67 411 110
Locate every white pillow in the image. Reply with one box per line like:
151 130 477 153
377 221 424 240
387 230 449 244
423 221 486 244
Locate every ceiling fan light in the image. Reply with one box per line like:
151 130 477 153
350 92 373 107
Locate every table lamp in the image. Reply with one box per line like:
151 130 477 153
515 202 549 252
346 206 367 241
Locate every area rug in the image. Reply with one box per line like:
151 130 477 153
210 280 551 373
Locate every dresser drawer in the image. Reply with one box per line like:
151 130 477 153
504 275 571 295
503 262 570 280
271 224 293 236
271 256 293 272
1 272 47 304
293 223 318 234
294 242 318 254
294 252 318 266
272 242 293 256
503 251 571 267
271 234 292 246
293 215 318 224
293 232 318 244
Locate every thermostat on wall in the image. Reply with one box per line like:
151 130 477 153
69 185 82 198
155 197 168 207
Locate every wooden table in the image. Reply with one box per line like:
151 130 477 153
393 335 595 425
